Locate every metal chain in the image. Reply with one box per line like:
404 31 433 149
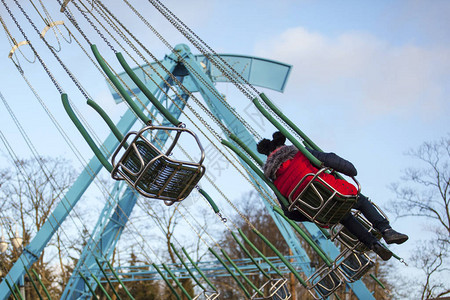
152 0 258 96
146 0 262 140
1 0 64 94
87 0 228 141
10 0 95 101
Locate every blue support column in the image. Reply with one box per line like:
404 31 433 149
0 50 180 300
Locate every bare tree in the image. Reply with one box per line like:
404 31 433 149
389 134 450 299
0 156 78 298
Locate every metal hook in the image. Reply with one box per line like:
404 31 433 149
216 213 227 223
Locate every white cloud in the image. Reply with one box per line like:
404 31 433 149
254 27 450 118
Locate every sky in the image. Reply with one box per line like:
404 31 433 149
0 0 449 293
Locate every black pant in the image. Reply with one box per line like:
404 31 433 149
340 194 390 247
281 194 390 247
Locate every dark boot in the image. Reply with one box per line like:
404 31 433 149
371 241 393 261
382 228 409 244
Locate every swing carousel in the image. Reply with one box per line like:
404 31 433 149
0 1 403 299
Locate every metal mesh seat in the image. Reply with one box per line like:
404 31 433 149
307 265 343 300
331 210 383 253
111 125 205 205
251 278 290 300
288 168 359 226
337 251 374 282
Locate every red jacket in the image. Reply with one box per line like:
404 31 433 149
273 151 357 200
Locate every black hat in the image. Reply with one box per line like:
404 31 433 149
257 131 286 156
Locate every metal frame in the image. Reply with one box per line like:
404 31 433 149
251 277 290 300
111 125 205 205
288 168 360 226
336 250 374 283
306 264 344 300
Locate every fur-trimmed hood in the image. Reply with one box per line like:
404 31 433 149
263 145 298 180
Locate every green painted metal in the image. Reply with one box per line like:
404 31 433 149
116 52 180 126
95 258 122 300
162 263 193 300
61 93 113 173
237 229 284 278
229 133 264 167
370 274 386 289
209 247 251 298
32 269 51 300
181 247 217 292
79 272 99 300
252 97 322 168
23 267 43 300
13 282 23 300
87 99 125 145
259 93 322 152
91 273 112 300
105 260 135 300
220 249 264 297
91 44 151 125
230 231 270 279
170 243 207 291
152 263 181 300
273 206 332 266
198 188 220 214
4 279 19 300
221 139 289 207
252 229 307 287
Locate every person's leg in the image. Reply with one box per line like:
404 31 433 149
355 194 408 244
353 194 390 232
340 213 392 261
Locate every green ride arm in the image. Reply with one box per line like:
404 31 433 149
221 139 290 208
181 248 217 292
230 231 271 279
209 247 251 299
23 267 44 300
62 94 113 173
198 188 220 214
229 133 264 167
252 97 322 168
252 228 308 287
13 282 23 300
220 249 264 297
238 229 284 277
152 263 181 300
170 243 207 291
162 263 193 300
91 44 151 125
105 260 135 300
78 272 99 300
259 93 322 152
86 99 125 145
32 269 52 300
273 206 332 266
116 52 181 127
95 258 122 300
4 279 19 300
370 274 386 289
91 273 112 300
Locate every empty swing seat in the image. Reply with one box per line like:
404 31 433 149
288 168 359 226
307 265 344 300
111 125 205 205
251 278 290 300
338 251 374 282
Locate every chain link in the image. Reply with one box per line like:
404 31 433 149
147 0 262 140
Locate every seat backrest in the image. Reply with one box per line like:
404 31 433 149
116 140 205 203
289 172 358 226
